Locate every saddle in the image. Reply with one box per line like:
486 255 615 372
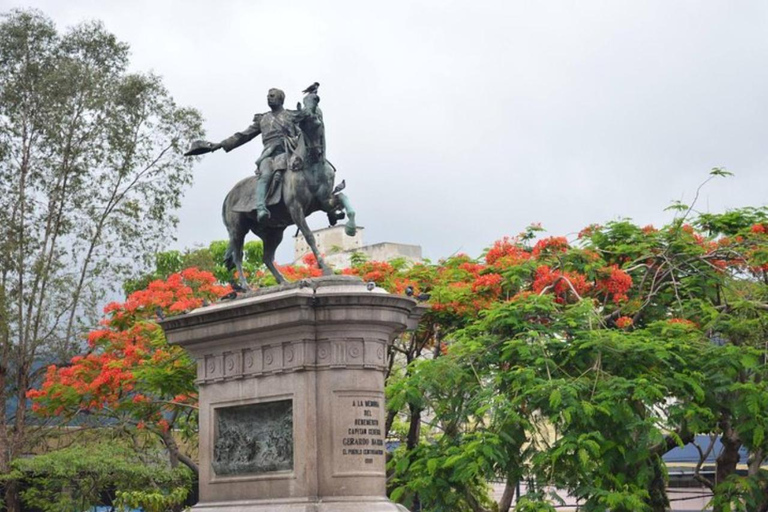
229 174 282 213
230 133 307 214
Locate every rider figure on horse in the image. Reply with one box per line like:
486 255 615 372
185 84 357 287
210 88 316 223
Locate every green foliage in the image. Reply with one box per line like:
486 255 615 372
696 206 768 236
709 167 734 178
389 440 498 511
16 164 765 511
384 204 768 511
350 250 369 267
708 471 768 512
123 239 264 294
8 442 191 512
240 240 266 280
116 487 190 512
0 8 203 508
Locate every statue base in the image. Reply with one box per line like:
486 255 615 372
160 277 421 512
190 496 409 511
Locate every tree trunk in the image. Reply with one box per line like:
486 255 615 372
497 474 518 512
758 488 768 512
465 488 491 512
716 425 740 486
4 481 21 512
0 346 7 477
4 129 30 512
749 448 764 476
1 231 12 512
405 404 421 451
647 455 670 512
749 449 768 512
11 363 30 485
713 419 741 512
405 403 422 511
385 408 397 439
159 427 199 477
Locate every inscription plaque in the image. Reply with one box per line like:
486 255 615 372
213 399 293 476
333 391 386 475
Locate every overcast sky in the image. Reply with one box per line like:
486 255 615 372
5 0 768 264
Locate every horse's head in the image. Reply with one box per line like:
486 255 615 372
302 93 319 110
297 95 325 165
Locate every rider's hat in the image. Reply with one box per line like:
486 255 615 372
184 140 215 156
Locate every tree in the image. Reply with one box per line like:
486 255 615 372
27 268 230 478
689 208 768 511
386 195 768 511
0 9 203 510
123 239 264 295
2 441 191 512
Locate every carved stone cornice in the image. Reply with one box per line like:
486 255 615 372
159 277 425 385
196 337 389 384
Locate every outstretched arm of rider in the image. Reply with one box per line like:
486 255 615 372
215 114 263 153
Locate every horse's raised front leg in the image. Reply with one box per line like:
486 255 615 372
289 205 334 276
260 228 287 284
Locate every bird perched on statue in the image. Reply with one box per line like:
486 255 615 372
405 285 414 297
302 82 319 94
332 180 346 194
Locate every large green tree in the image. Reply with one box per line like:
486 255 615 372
385 190 768 510
0 9 203 511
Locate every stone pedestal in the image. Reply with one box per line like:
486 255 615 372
160 277 421 512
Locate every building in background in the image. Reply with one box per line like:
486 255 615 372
293 225 422 268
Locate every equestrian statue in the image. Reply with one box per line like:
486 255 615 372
185 84 356 288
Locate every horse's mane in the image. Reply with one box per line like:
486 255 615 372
298 105 325 163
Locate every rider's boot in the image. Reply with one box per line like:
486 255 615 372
255 178 271 223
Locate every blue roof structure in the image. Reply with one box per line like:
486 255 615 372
663 435 749 465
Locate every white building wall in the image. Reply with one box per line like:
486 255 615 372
293 226 422 268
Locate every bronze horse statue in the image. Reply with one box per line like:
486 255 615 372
215 93 356 288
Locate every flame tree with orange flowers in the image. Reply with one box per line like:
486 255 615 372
27 269 230 478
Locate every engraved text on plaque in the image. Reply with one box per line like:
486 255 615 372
333 391 386 475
